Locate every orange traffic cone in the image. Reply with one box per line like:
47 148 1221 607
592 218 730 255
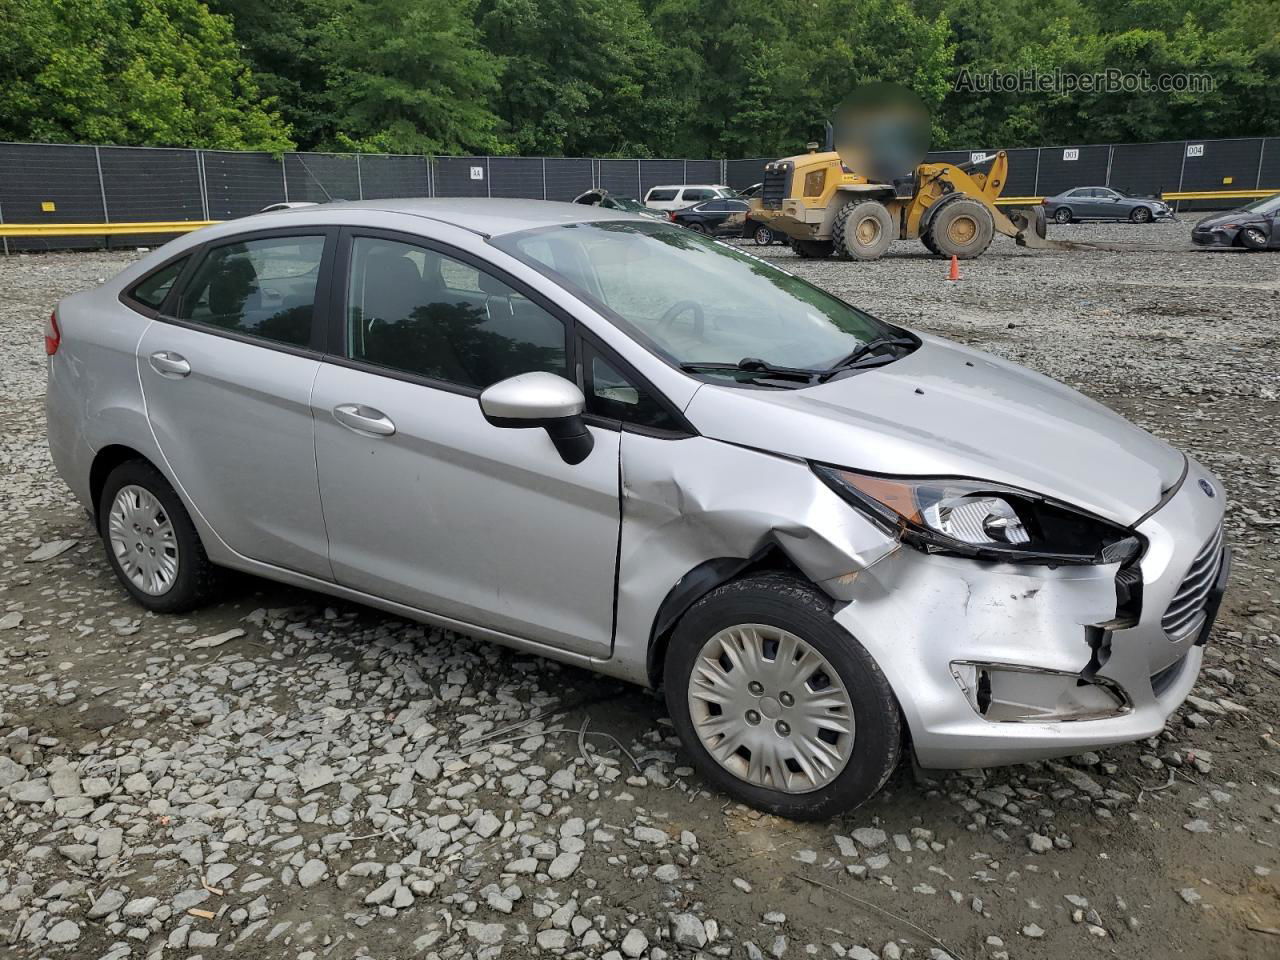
946 255 961 281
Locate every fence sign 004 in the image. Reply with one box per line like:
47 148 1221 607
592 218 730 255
470 165 484 180
1063 148 1079 161
1186 144 1205 158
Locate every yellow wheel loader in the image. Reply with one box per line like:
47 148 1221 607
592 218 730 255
749 148 1049 261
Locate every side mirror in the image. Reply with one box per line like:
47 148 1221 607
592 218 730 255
479 372 595 465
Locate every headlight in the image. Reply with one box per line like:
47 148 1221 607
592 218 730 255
813 465 1142 565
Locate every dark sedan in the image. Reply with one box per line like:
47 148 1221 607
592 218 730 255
1191 192 1280 250
669 198 783 245
1042 187 1173 224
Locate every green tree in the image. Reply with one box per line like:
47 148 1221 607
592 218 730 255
207 0 346 151
477 0 676 156
0 0 292 150
325 0 504 154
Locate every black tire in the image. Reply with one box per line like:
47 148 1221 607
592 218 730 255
663 572 902 820
1240 226 1269 250
1053 207 1073 224
752 224 776 246
925 198 995 260
1129 206 1153 224
832 200 894 261
790 238 834 259
98 459 221 613
686 221 708 234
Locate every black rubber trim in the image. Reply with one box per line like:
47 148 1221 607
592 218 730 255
1133 454 1189 527
1194 545 1231 647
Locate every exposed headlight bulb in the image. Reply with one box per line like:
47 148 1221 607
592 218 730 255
923 496 1030 545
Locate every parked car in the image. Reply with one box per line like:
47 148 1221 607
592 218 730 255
572 189 666 220
669 198 752 236
669 198 783 246
1042 187 1173 224
643 184 737 211
1191 192 1280 250
738 182 762 199
47 199 1228 820
260 201 319 212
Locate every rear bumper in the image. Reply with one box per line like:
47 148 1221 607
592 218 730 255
828 458 1227 769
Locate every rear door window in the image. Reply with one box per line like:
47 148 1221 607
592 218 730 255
647 189 678 202
681 189 714 202
174 235 326 348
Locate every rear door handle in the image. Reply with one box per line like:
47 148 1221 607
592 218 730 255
333 403 396 437
148 351 191 378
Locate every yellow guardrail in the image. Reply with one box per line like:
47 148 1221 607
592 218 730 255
996 188 1276 206
0 186 1275 237
0 220 219 238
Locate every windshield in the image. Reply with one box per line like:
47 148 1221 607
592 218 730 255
606 197 648 213
491 220 894 375
1241 192 1280 214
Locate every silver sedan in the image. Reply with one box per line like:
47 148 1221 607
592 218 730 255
45 199 1228 819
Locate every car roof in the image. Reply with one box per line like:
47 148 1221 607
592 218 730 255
647 184 730 191
252 197 649 238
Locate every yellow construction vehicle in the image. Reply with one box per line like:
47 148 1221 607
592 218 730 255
749 147 1048 261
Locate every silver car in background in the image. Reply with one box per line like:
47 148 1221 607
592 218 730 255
45 199 1228 819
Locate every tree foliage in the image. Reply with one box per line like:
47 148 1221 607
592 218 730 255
1 0 1276 156
0 0 291 150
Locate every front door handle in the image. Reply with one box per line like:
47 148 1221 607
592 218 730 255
149 351 191 378
333 404 396 437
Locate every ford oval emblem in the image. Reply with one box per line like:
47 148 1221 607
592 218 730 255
1198 479 1215 498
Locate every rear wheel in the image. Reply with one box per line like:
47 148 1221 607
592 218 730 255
832 200 894 261
752 224 776 246
664 573 902 820
1053 206 1073 224
1240 226 1269 250
686 221 708 234
1129 206 1153 224
926 198 995 259
98 460 221 613
790 238 834 259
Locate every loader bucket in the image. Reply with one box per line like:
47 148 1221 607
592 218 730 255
1006 205 1051 248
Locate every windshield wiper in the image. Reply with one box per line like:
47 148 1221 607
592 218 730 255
679 358 824 383
818 335 917 381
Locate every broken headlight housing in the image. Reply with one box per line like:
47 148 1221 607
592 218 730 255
813 465 1143 566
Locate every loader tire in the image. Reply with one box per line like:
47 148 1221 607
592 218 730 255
832 201 894 261
925 198 994 260
791 238 834 259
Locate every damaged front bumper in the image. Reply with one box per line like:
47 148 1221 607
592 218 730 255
824 459 1227 769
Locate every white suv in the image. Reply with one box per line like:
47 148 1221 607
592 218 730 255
644 184 737 211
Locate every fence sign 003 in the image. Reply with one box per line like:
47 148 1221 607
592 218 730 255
1063 148 1079 161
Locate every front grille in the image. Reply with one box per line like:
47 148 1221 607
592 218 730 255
761 169 789 208
1162 524 1224 638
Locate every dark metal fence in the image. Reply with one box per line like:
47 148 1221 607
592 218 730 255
2 136 1276 251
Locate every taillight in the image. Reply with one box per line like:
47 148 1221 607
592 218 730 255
44 310 60 355
667 211 676 220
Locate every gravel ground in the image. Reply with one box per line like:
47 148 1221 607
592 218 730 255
1 218 1278 960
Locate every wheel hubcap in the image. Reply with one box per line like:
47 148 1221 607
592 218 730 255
108 485 178 596
687 624 855 794
949 216 977 244
856 217 881 245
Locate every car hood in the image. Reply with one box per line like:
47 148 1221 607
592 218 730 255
1196 208 1262 228
684 335 1185 525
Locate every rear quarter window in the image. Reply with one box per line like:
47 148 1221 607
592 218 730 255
125 257 187 312
647 189 678 201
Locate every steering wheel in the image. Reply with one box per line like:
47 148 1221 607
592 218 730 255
658 299 705 340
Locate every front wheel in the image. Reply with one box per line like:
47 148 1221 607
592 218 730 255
664 573 902 820
98 459 221 613
790 238 834 259
1240 226 1269 250
1129 206 1153 224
